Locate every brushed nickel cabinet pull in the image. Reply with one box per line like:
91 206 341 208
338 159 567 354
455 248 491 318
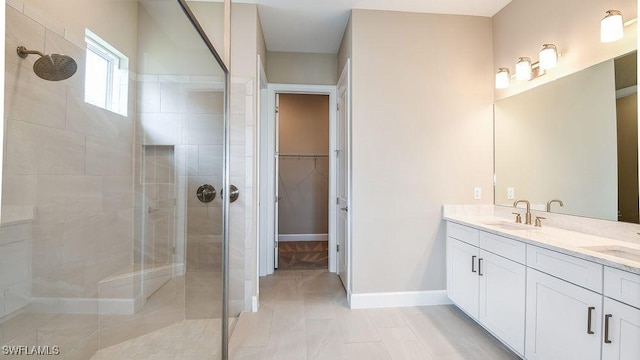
471 255 477 273
604 314 612 343
478 258 484 276
587 306 595 334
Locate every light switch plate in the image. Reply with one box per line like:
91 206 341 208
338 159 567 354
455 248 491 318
507 187 515 200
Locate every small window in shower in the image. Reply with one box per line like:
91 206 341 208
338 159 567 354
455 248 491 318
84 29 129 116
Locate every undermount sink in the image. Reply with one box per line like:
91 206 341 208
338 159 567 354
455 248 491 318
480 220 536 231
580 245 640 263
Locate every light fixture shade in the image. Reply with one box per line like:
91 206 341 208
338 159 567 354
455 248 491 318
495 68 510 89
515 57 532 80
601 10 624 43
539 44 558 70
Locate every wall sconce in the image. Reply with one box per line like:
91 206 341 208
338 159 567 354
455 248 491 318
539 44 558 70
495 68 510 89
601 10 624 43
515 57 532 80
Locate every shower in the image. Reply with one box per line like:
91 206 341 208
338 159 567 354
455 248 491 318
16 45 78 81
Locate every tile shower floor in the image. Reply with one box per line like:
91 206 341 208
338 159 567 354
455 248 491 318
230 270 520 360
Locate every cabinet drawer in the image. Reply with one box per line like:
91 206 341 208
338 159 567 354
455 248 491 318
604 267 640 308
447 222 479 247
479 231 526 264
527 245 603 293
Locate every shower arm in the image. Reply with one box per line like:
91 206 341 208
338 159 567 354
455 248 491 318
17 46 45 59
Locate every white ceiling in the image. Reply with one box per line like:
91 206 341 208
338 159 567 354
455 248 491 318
241 0 513 54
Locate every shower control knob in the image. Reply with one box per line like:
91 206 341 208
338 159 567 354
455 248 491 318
196 184 216 203
221 185 240 203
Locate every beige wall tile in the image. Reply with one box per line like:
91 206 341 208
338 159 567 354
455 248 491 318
5 120 86 175
103 176 134 211
160 82 187 114
138 113 183 145
137 80 161 113
4 68 68 129
0 222 32 246
66 87 123 139
4 6 45 69
36 175 103 223
197 145 223 176
0 240 30 292
32 259 85 297
187 90 223 115
87 137 133 176
183 114 224 145
1 175 38 206
4 281 31 315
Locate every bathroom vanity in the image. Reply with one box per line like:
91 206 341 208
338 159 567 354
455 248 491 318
444 207 640 360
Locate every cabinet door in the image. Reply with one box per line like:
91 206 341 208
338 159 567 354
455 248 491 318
479 249 526 356
525 268 602 360
446 237 479 319
602 297 640 360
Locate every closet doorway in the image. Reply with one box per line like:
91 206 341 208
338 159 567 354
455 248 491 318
259 84 338 277
276 94 330 269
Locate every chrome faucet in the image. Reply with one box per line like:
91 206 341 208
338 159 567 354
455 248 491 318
513 200 532 225
546 199 564 212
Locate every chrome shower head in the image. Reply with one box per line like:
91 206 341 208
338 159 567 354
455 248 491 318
17 46 78 81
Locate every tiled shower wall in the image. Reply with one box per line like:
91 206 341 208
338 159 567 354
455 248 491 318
2 3 135 309
136 75 255 316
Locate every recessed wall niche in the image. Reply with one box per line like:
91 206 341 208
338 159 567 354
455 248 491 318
142 145 176 185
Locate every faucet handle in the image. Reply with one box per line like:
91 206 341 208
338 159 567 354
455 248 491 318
512 212 522 224
535 216 546 227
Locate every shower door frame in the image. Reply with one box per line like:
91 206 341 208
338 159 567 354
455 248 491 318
176 0 231 358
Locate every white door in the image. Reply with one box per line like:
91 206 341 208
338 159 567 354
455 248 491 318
602 297 640 360
336 61 350 287
274 93 280 269
446 237 479 319
478 249 526 356
525 268 602 360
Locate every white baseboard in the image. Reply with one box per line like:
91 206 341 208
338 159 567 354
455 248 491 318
278 233 328 242
349 290 451 309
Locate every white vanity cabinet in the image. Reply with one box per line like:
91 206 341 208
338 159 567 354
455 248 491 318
601 267 640 360
601 297 640 360
479 249 526 355
525 268 602 360
446 236 480 319
446 223 526 355
445 220 640 360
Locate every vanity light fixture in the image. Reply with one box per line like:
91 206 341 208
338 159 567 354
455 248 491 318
515 57 532 80
495 44 559 89
601 10 624 43
539 44 558 70
495 68 510 89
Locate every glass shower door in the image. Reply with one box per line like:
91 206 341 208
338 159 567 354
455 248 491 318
133 0 231 358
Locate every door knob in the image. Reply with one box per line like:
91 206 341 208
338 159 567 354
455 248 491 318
196 184 216 203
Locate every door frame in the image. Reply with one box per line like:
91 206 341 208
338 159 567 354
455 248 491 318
259 83 338 275
336 59 352 298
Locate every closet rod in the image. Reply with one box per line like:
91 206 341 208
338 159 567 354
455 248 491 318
279 154 329 158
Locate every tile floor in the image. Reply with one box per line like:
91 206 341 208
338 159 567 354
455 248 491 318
230 269 521 360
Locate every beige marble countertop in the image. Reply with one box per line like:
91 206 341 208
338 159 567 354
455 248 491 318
443 213 640 276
